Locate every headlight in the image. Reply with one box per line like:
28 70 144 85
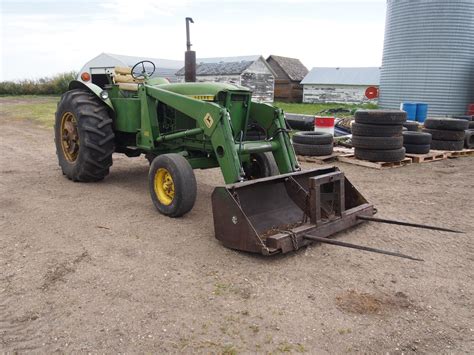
100 90 109 100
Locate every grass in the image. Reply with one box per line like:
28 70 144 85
274 101 377 116
0 95 59 127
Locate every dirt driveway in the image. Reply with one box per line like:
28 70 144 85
1 114 473 353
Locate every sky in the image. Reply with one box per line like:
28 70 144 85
0 0 387 81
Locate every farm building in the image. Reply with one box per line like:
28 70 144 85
78 53 184 87
175 55 276 102
266 55 308 103
301 67 380 104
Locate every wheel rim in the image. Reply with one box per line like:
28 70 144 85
154 168 175 205
60 111 79 162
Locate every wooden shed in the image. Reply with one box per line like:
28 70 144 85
175 55 275 102
266 55 309 103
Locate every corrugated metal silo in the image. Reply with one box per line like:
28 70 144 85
379 0 474 116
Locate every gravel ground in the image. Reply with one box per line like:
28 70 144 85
1 115 473 353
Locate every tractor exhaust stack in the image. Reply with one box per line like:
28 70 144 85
184 17 196 82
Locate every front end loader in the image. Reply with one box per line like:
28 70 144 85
56 61 455 258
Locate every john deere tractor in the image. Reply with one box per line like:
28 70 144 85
55 60 379 255
55 61 299 217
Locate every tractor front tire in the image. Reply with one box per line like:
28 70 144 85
149 154 197 217
243 152 279 180
55 90 114 182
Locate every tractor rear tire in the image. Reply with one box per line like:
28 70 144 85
54 89 114 182
243 152 279 179
149 154 197 217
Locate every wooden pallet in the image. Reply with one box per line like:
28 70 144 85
297 153 338 164
446 149 474 158
297 147 354 164
337 154 412 169
405 150 448 163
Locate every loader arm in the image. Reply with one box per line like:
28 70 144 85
143 85 244 183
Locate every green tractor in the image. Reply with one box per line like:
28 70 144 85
55 60 376 255
55 61 298 216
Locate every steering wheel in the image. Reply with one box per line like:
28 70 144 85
131 60 156 80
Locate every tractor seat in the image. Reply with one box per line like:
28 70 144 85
113 66 144 91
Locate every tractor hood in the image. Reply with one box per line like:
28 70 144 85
152 82 250 97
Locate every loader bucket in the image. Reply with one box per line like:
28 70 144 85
211 166 375 255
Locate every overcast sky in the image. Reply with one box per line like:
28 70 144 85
0 0 386 81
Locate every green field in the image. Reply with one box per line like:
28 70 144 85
0 95 59 127
0 95 376 128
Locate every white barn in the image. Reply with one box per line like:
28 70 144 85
175 55 276 102
301 67 380 103
78 53 183 87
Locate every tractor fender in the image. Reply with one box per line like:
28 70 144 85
68 80 114 111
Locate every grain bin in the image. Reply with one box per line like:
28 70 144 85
379 0 474 116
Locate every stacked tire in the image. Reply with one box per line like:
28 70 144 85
422 118 469 151
453 115 474 149
292 132 333 156
351 110 406 162
402 131 432 154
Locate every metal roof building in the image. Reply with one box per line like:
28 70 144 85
301 67 380 86
379 0 474 116
301 67 380 103
78 53 184 85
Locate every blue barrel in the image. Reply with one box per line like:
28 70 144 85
415 103 428 122
402 102 417 120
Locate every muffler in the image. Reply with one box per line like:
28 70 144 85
211 166 375 255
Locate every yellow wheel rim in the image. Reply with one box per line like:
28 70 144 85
60 111 79 162
154 168 175 205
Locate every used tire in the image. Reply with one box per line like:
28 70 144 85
292 131 333 145
402 131 432 145
285 114 314 131
452 115 473 121
430 139 464 151
422 128 465 141
293 142 333 156
54 89 114 182
404 143 431 154
465 130 474 149
403 121 419 131
351 135 403 150
355 147 406 162
354 110 407 125
351 122 402 137
424 118 468 131
149 154 197 217
243 152 279 179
